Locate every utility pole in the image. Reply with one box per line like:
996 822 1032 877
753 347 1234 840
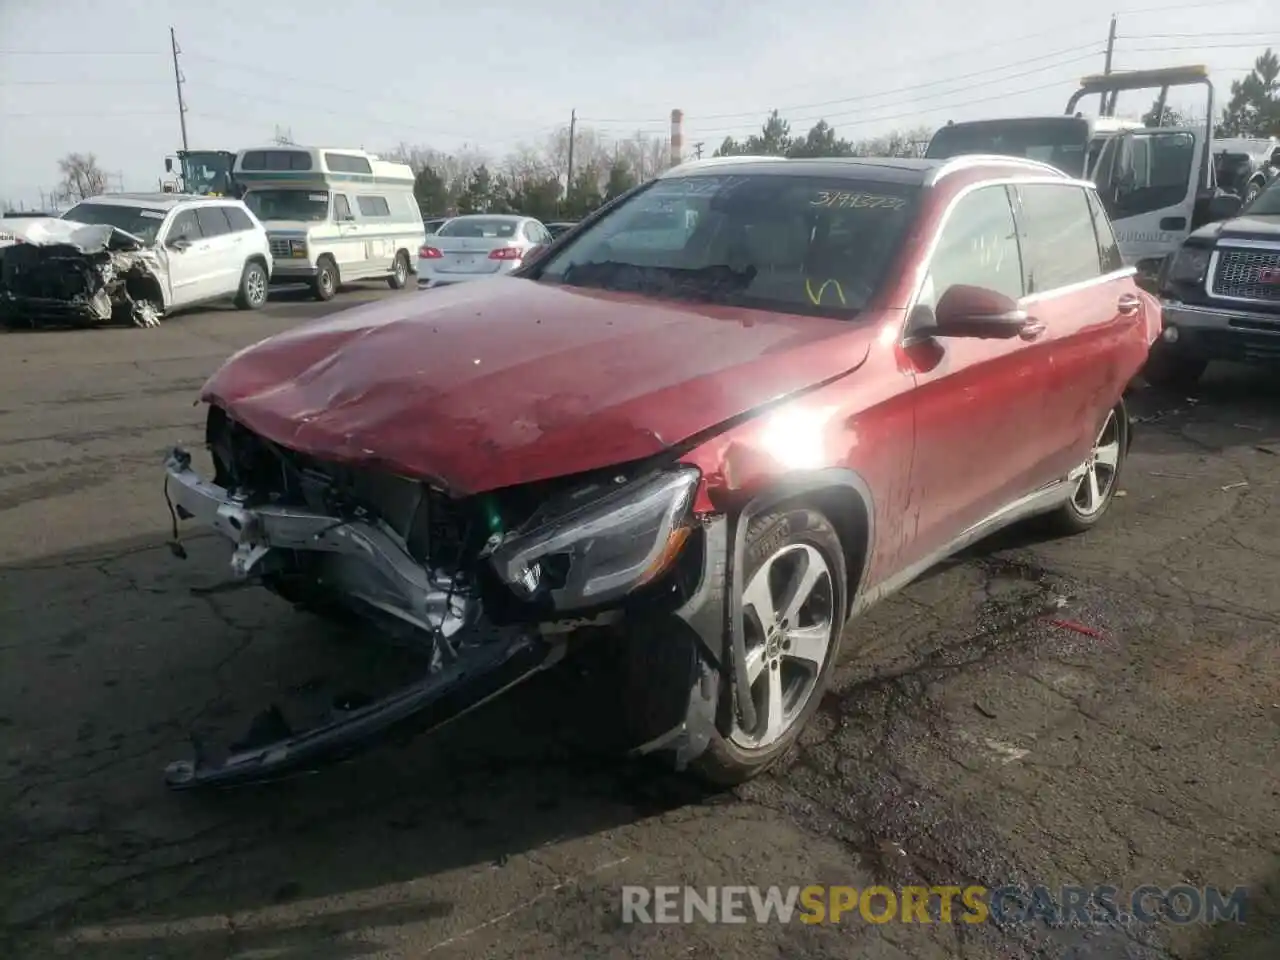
1101 15 1117 116
170 27 189 153
692 142 705 160
565 109 577 196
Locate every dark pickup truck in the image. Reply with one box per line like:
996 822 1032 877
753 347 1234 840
1148 176 1280 388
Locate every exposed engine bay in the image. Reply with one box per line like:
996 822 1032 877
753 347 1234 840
160 405 713 787
0 219 165 329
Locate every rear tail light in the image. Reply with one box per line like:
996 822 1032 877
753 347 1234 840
488 247 523 261
419 245 442 259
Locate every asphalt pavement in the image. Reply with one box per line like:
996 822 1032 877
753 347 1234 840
0 285 1276 960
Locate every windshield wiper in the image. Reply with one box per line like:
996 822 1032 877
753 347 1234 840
558 261 757 302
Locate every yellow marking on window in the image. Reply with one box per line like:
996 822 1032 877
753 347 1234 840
805 278 847 306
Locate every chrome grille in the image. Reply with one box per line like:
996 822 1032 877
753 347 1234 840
1211 247 1280 303
268 238 291 258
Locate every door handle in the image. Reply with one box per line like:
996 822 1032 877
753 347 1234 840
1117 293 1142 315
1018 320 1046 340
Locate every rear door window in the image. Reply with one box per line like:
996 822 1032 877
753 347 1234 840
1085 190 1124 273
1015 183 1103 292
224 205 254 232
195 206 232 237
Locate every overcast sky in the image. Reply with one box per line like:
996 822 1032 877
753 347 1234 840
0 0 1275 208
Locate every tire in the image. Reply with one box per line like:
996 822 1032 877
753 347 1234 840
1047 401 1130 535
234 260 269 310
689 506 848 786
387 251 410 290
1142 348 1207 390
312 256 339 301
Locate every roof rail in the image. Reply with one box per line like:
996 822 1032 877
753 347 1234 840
664 155 790 174
925 154 1069 185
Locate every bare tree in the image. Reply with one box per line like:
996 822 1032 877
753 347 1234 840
56 152 109 203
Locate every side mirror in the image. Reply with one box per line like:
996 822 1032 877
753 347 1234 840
168 237 191 252
1208 193 1244 221
931 285 1031 339
1269 147 1280 168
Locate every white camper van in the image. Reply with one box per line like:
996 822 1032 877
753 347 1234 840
235 147 426 301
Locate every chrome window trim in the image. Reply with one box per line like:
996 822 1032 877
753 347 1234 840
901 177 1136 346
924 155 1070 186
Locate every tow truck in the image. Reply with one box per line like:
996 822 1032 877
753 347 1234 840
162 149 242 198
925 65 1244 286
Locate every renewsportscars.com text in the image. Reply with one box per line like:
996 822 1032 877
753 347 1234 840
621 884 1248 925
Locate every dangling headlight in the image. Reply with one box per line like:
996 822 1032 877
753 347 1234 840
488 468 700 611
1166 246 1212 284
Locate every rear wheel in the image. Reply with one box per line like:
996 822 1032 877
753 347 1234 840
234 260 269 310
312 256 339 301
1048 402 1129 535
690 507 847 786
388 251 410 290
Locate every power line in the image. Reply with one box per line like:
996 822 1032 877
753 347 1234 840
0 79 168 87
580 43 1106 124
0 49 163 56
0 111 172 118
686 77 1081 141
1118 40 1280 52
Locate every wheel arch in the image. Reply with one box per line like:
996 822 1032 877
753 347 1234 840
729 469 875 619
244 252 269 271
125 271 167 311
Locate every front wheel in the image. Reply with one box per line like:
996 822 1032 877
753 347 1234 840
234 260 269 310
312 257 339 302
387 251 410 290
689 507 848 786
1047 401 1129 535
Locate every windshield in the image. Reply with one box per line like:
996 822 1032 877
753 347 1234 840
243 189 330 222
61 203 164 244
537 174 920 317
181 152 235 195
926 118 1092 177
1244 177 1280 216
437 217 520 238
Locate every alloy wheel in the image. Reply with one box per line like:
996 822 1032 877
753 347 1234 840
1074 409 1121 516
247 267 267 306
729 543 836 749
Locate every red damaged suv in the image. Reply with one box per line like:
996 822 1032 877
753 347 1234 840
162 154 1159 789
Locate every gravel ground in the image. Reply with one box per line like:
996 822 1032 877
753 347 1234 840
0 290 1276 959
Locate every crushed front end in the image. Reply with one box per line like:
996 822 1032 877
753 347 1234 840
0 222 164 329
161 405 726 788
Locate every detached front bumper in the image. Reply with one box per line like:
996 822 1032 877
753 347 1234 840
160 447 728 786
1160 300 1280 364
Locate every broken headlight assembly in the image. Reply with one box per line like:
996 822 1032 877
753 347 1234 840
487 467 700 612
1165 246 1212 285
